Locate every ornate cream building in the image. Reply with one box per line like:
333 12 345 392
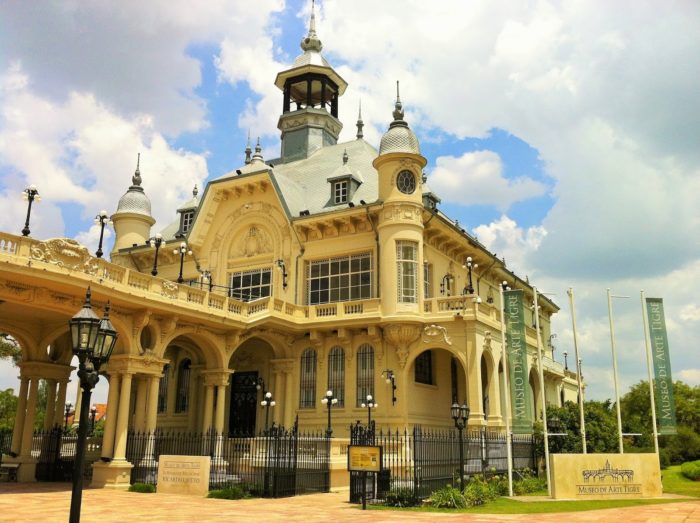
0 9 578 487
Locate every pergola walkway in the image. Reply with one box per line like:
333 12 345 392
0 483 698 522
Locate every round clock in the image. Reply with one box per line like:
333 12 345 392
396 170 416 194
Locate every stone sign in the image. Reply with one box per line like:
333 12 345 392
550 453 662 500
157 455 210 496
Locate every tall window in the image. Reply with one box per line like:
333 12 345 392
415 351 433 385
307 253 372 305
182 211 194 233
397 241 418 303
356 344 374 407
175 359 191 413
299 349 317 408
230 268 271 302
424 263 432 299
157 363 170 414
327 346 345 407
333 180 349 204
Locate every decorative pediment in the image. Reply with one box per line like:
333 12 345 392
30 238 99 275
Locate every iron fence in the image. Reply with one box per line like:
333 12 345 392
125 424 330 498
350 424 536 503
32 428 102 482
0 429 12 466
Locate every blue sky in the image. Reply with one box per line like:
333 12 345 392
0 0 699 406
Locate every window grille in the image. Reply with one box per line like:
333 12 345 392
299 349 317 408
424 263 432 299
415 351 433 385
157 363 170 414
182 211 194 233
327 346 345 407
397 241 418 303
175 359 191 413
334 180 349 204
356 344 374 407
307 253 373 305
229 267 272 302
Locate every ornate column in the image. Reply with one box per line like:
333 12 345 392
112 372 133 461
101 373 120 460
145 375 160 433
10 376 29 455
284 365 294 429
19 377 39 457
272 365 284 425
201 384 214 433
215 384 226 435
43 379 57 430
53 379 68 427
133 377 148 431
488 355 503 425
466 324 484 425
384 324 422 424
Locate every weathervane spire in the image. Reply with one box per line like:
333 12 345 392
300 0 323 52
132 153 142 187
244 130 252 164
356 100 364 139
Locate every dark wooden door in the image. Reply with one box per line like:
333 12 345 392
229 371 258 436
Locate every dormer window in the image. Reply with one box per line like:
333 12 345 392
334 180 349 204
423 193 440 210
181 211 194 233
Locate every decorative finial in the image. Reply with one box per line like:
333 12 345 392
300 0 323 53
343 149 348 164
244 131 252 164
193 184 198 198
356 100 364 139
252 137 264 162
132 153 142 187
392 80 404 121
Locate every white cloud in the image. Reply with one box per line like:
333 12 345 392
473 215 546 276
680 304 700 322
429 151 547 211
678 369 700 386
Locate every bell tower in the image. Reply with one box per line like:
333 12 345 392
274 1 348 163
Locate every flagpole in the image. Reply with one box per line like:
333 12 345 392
499 281 514 497
567 287 587 454
607 288 624 454
533 287 551 496
640 290 660 457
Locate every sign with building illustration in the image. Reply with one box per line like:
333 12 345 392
550 454 662 500
347 446 382 472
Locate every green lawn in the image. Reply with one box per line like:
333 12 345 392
366 464 699 515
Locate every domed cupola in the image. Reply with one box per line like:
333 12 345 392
111 154 156 254
378 82 421 156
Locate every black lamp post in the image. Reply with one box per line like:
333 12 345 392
201 270 214 292
173 241 192 283
463 257 477 295
148 233 163 276
563 351 569 371
64 402 73 432
68 288 118 523
361 394 377 426
451 402 470 488
382 369 397 405
89 405 97 436
94 210 111 258
276 259 288 289
21 185 40 237
260 391 276 433
321 390 338 438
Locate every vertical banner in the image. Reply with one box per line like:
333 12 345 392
504 289 533 434
645 298 677 435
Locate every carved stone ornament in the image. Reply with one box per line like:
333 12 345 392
384 324 422 368
423 324 452 346
161 281 178 299
30 238 99 275
483 331 492 352
234 226 273 258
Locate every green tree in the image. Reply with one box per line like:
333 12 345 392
0 388 18 430
0 334 21 365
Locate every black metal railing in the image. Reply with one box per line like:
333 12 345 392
0 429 12 466
350 424 536 504
125 424 330 498
32 428 102 482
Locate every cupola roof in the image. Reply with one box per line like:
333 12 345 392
115 153 153 217
378 82 421 155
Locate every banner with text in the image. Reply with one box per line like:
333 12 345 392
504 289 533 434
646 298 677 435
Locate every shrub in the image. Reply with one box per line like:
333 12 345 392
681 460 700 481
513 470 547 495
428 485 467 509
463 477 495 506
207 484 252 500
485 474 509 497
384 487 418 507
128 483 155 493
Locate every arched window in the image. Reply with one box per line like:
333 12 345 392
157 363 170 414
356 344 374 407
175 358 191 413
328 346 345 407
299 349 317 408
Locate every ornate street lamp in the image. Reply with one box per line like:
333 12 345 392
451 402 470 488
201 270 214 292
361 394 377 427
440 274 453 296
382 369 397 405
68 288 118 523
462 257 478 295
64 402 73 432
173 241 192 283
21 185 40 237
260 391 276 433
276 259 288 289
148 233 163 276
321 390 338 438
89 405 97 436
563 351 569 371
94 210 111 258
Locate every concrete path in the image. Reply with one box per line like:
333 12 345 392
0 483 698 522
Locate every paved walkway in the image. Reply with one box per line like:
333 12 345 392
0 483 698 522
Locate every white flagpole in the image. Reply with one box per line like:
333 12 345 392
499 281 514 497
533 287 551 496
640 290 660 457
607 288 624 454
567 288 587 454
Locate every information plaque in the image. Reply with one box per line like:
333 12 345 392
347 445 382 472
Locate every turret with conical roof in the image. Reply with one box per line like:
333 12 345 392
274 0 348 163
111 154 156 255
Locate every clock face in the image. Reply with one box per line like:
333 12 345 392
397 170 416 194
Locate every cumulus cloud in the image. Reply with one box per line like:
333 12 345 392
429 151 547 211
678 369 700 386
473 215 546 276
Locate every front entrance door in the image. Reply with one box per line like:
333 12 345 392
229 371 259 436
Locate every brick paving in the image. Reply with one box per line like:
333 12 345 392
0 483 698 522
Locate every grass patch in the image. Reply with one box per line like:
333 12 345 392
128 483 156 493
663 464 700 497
